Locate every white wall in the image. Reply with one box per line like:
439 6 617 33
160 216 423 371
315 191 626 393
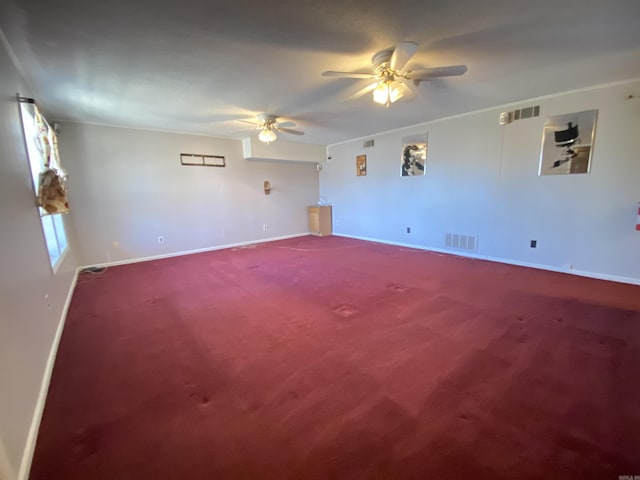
59 123 320 266
242 136 325 162
323 79 640 284
0 36 78 480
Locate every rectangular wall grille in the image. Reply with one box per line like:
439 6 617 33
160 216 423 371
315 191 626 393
180 153 225 167
445 233 478 252
363 139 375 148
500 105 541 124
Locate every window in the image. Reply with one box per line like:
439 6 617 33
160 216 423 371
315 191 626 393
19 98 70 272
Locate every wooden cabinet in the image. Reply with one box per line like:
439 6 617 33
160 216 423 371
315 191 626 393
308 206 332 236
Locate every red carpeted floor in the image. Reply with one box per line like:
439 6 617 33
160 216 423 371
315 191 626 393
30 236 640 479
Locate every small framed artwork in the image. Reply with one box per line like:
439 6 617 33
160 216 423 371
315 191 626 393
356 154 367 176
539 110 597 175
401 133 427 176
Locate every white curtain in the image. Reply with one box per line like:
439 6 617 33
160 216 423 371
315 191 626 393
21 100 70 214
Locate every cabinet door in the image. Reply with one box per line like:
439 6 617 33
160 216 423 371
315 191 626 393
308 206 332 236
317 207 332 236
308 207 320 234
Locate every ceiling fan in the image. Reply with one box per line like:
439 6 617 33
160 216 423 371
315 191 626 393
240 114 305 144
322 42 467 107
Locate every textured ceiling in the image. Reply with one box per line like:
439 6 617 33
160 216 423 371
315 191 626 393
2 0 640 145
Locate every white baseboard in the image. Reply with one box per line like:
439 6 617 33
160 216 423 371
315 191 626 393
81 233 310 269
335 233 640 286
18 269 80 480
336 234 426 252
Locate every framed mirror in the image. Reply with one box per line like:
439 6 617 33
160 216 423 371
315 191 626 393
401 133 427 176
539 110 597 175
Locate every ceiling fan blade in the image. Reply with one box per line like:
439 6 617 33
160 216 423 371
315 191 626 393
238 119 260 127
275 121 295 128
345 82 378 101
390 41 418 72
322 70 376 79
398 81 417 101
405 65 468 80
276 127 305 136
228 126 259 134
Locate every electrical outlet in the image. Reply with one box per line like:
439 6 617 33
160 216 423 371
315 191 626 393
262 224 268 231
406 227 411 234
158 236 165 244
530 240 537 248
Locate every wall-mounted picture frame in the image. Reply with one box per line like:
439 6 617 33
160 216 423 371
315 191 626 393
539 110 597 175
356 154 367 176
401 133 427 176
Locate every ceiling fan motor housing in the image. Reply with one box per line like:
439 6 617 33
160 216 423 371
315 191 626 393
256 113 277 127
372 49 394 74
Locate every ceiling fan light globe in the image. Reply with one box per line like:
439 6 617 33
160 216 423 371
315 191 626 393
373 82 390 104
389 82 403 103
372 80 403 105
258 128 277 144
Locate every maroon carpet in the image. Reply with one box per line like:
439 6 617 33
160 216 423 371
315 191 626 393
30 236 640 479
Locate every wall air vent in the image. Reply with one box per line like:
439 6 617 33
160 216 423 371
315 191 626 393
445 233 478 252
499 105 541 125
180 153 225 167
363 139 375 148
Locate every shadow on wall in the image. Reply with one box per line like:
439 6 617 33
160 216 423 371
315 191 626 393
0 409 13 480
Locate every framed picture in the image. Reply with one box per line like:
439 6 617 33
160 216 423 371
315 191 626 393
539 110 597 175
401 133 427 176
356 154 367 176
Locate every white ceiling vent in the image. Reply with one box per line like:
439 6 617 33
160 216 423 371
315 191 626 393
363 139 375 148
445 233 478 252
499 105 540 125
